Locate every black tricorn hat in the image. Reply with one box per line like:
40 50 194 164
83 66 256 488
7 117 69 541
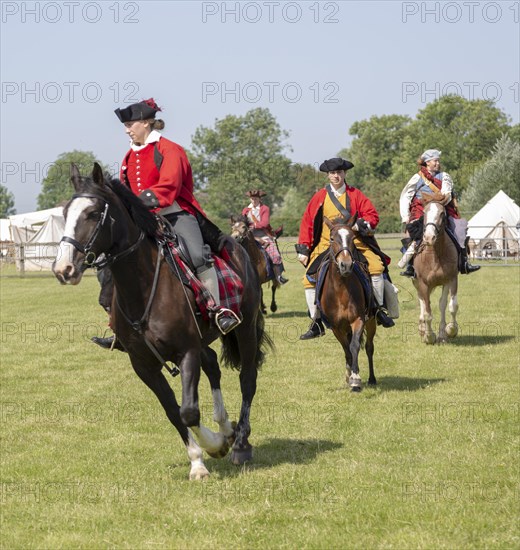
114 98 162 123
319 158 354 172
245 189 267 198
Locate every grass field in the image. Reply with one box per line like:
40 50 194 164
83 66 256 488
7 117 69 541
1 239 519 549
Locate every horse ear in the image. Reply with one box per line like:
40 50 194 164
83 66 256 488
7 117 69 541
348 213 358 227
324 216 334 230
230 215 236 224
70 163 82 192
92 163 105 186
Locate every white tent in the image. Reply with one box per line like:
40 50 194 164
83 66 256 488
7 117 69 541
9 207 65 271
0 219 11 241
467 191 520 259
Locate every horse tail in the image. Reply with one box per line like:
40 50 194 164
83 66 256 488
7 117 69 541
220 311 274 371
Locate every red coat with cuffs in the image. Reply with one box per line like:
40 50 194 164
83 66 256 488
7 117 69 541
120 137 206 217
296 186 379 257
242 204 271 229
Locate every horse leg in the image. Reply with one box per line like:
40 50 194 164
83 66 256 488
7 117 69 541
270 284 278 313
228 330 260 465
260 287 267 314
365 317 377 386
129 358 210 480
418 288 436 344
179 349 231 460
348 319 364 392
200 347 235 458
437 285 450 343
445 279 459 339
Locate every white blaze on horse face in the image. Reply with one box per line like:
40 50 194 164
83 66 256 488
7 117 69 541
54 197 95 275
337 228 350 252
423 202 443 245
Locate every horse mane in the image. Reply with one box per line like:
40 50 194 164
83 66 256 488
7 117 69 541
105 178 159 237
422 192 447 205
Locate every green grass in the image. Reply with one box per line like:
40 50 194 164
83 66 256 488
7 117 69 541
1 242 519 549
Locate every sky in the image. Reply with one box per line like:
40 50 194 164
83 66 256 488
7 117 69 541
1 0 519 214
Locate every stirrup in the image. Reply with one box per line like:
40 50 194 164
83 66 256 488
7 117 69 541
215 308 242 335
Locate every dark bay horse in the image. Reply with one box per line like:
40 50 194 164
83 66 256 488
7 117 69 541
53 163 271 480
412 194 459 344
230 216 281 314
320 216 376 391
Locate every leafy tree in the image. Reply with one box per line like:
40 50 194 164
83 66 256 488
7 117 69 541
38 151 111 209
461 135 520 215
338 114 412 185
391 96 511 192
273 163 323 235
189 108 294 219
0 185 16 217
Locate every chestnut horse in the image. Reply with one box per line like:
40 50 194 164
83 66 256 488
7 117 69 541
412 194 459 344
230 215 281 314
320 216 377 391
53 164 271 480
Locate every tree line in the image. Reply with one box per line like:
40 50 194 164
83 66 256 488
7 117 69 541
4 96 519 234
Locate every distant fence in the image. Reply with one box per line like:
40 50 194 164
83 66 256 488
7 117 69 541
1 228 518 277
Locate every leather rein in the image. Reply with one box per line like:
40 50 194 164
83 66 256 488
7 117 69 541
61 192 180 377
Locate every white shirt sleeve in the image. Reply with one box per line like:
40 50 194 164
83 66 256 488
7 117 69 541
399 174 420 223
441 172 454 197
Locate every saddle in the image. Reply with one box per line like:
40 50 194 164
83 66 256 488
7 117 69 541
156 220 243 322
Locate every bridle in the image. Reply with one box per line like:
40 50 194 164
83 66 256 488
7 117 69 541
329 228 354 269
423 201 446 238
230 222 248 244
60 192 145 270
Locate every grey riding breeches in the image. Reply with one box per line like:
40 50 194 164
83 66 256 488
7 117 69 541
165 211 213 273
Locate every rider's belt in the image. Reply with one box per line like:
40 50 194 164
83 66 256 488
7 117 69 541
159 202 183 216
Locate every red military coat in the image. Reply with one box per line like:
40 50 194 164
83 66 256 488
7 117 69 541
297 186 379 257
120 136 206 217
242 204 270 229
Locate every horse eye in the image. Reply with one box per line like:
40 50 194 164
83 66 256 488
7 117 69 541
87 211 101 220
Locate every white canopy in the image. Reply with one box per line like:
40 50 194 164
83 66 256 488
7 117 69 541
8 207 65 271
467 190 520 259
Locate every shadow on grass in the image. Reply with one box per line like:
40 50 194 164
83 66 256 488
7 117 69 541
205 438 342 477
448 334 516 347
374 376 446 392
265 311 309 319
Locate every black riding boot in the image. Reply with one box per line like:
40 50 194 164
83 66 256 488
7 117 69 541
273 264 289 285
299 318 325 340
91 334 126 351
375 307 395 328
400 262 415 278
459 238 481 274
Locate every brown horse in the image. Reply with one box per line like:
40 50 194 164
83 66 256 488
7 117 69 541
53 164 271 480
320 216 377 391
412 194 459 344
230 215 281 314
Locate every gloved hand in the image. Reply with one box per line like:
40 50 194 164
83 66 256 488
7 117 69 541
298 254 309 267
354 218 373 236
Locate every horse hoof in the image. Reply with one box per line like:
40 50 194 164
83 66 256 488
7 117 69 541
348 373 362 391
261 308 267 315
230 446 253 465
446 323 458 338
270 304 278 313
189 465 210 481
424 333 437 345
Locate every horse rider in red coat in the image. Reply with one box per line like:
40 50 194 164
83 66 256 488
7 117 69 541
398 149 480 277
296 157 395 340
92 99 240 349
242 189 288 285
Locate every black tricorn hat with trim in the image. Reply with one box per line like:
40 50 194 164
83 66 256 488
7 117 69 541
114 98 162 123
319 158 354 172
245 189 267 198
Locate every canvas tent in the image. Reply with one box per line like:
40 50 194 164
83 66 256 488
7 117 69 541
467 191 520 259
9 207 65 271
